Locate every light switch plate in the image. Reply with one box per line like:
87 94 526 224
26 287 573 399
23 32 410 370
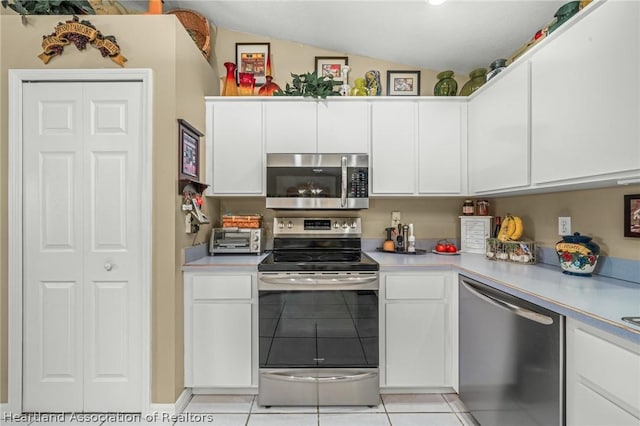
391 211 401 228
558 217 571 236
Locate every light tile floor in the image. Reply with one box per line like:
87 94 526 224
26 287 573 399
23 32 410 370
179 393 478 426
1 394 478 426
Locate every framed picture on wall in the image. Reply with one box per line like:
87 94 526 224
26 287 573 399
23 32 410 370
315 56 349 83
236 42 270 86
178 119 204 181
386 70 421 96
624 193 640 238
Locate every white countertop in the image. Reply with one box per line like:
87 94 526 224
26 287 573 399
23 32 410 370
368 251 640 342
183 251 640 342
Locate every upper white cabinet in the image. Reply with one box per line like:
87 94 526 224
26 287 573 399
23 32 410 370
264 101 317 153
468 60 530 194
531 0 640 185
418 101 466 194
206 101 264 195
317 101 370 153
371 101 417 194
264 99 370 154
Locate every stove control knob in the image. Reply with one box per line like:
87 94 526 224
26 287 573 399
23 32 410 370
342 221 348 229
278 221 284 229
333 221 340 229
287 221 293 229
351 221 358 229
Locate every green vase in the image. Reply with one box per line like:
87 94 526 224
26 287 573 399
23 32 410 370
434 70 458 96
459 68 487 96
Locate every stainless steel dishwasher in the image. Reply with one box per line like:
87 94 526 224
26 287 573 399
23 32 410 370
458 275 564 426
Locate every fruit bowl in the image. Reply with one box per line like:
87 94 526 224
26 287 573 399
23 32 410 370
555 232 599 276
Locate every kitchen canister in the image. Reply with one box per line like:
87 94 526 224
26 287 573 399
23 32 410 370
555 232 600 276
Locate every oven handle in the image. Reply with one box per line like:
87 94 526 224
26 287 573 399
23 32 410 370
261 371 377 383
341 155 347 208
461 279 554 325
259 274 379 290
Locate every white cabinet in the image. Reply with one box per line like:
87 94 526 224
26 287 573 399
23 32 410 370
418 101 466 194
317 101 370 153
206 101 264 195
371 101 417 194
468 60 530 193
184 272 257 388
264 99 370 154
459 216 492 253
381 272 457 389
264 101 316 153
531 1 640 186
566 318 640 425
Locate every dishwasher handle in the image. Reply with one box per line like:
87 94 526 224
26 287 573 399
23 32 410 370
461 279 554 326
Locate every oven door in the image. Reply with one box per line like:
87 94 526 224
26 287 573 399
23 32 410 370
258 272 379 406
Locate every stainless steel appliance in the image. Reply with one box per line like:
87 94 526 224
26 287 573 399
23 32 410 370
209 227 264 255
257 217 379 406
266 153 369 209
459 275 564 426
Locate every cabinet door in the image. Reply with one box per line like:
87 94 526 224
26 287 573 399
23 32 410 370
566 318 640 425
386 303 447 387
208 101 263 194
264 101 316 153
371 102 417 194
317 101 370 154
418 101 465 194
468 61 530 193
191 303 253 387
531 1 640 184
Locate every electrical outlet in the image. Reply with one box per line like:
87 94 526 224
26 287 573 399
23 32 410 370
391 211 401 228
558 217 571 236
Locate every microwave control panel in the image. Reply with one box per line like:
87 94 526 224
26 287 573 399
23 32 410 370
349 168 368 198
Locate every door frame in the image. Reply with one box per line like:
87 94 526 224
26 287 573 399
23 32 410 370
7 69 153 413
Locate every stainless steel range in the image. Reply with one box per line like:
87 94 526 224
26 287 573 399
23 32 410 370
257 217 380 407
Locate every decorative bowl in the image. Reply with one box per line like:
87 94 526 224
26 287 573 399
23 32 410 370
555 232 600 276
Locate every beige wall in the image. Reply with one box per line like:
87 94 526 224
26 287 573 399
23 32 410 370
217 184 640 261
214 27 464 96
0 14 216 404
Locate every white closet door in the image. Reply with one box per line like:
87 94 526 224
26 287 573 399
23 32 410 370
81 83 142 412
22 81 142 412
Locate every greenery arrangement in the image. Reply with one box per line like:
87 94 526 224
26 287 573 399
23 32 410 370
1 0 95 15
274 71 340 99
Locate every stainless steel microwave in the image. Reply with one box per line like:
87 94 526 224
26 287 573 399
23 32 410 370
266 153 369 209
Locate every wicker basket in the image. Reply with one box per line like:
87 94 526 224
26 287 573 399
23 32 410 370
166 9 211 59
485 238 536 264
222 215 262 229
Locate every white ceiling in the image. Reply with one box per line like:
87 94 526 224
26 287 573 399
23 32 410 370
154 0 566 74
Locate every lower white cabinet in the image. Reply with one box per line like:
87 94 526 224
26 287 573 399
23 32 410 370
184 272 257 388
566 318 640 425
381 272 457 390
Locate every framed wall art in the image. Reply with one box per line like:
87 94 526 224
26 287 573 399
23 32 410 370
387 70 421 96
624 193 640 238
178 119 204 181
315 56 349 82
236 42 270 86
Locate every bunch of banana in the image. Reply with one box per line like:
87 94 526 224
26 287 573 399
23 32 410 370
497 215 524 242
554 242 593 255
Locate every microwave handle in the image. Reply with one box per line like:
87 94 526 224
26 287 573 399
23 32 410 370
341 156 347 207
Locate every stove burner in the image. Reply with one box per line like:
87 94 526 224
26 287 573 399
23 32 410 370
272 253 314 263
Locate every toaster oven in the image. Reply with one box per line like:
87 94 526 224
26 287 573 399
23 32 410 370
210 228 264 255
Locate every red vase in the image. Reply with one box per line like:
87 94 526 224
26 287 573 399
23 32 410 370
258 76 280 96
222 62 238 96
238 72 256 96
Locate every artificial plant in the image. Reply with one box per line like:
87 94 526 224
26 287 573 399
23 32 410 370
274 71 340 99
1 0 95 15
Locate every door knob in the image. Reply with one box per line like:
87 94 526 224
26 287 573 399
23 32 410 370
104 263 113 271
